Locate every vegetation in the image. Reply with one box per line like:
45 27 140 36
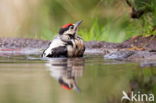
1 0 155 42
38 0 156 42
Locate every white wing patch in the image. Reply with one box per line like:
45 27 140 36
43 36 66 57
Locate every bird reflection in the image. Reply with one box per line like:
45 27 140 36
45 58 84 92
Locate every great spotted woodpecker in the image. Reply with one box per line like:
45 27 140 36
42 21 85 58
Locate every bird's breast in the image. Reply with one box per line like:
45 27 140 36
73 38 85 56
66 40 76 57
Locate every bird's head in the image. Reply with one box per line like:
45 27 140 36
58 20 83 39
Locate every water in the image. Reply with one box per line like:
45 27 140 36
0 54 155 103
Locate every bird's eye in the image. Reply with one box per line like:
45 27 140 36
69 25 74 29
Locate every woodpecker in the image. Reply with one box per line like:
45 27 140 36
42 20 85 58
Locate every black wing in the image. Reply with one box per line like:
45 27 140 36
46 46 68 57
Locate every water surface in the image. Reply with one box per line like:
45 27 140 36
0 54 155 103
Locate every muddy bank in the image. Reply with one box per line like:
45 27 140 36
86 35 156 50
0 38 49 49
1 35 156 49
0 36 156 63
0 38 119 49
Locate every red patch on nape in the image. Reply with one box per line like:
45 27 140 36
61 84 72 90
62 23 73 28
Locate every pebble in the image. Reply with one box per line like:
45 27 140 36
104 51 135 59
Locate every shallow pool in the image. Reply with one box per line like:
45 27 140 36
0 54 155 103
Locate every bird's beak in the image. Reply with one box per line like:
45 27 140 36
73 20 83 31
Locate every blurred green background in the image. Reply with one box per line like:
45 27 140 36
0 0 156 42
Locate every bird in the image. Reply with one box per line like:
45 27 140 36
42 20 85 58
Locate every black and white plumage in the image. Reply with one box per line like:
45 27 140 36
42 21 85 58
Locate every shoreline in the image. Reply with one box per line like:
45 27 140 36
0 36 156 65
